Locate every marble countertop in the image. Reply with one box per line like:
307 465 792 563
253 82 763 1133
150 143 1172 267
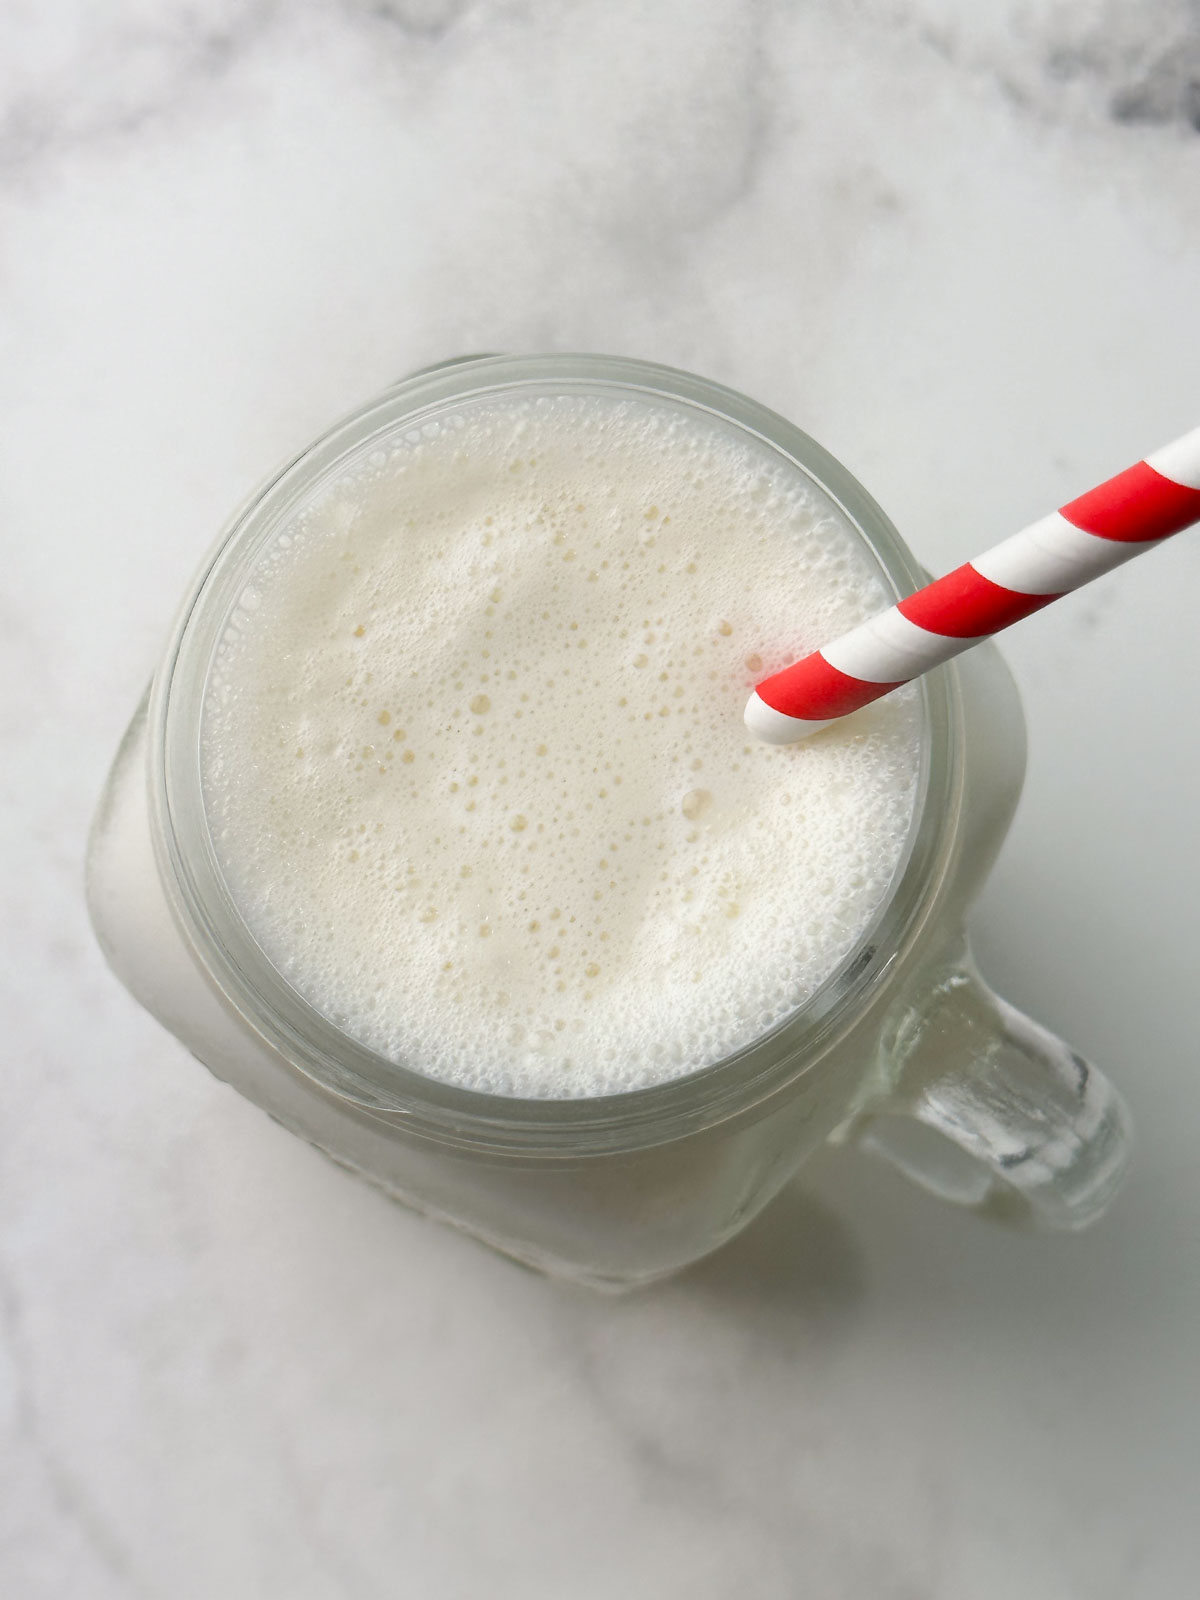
4 3 1200 1595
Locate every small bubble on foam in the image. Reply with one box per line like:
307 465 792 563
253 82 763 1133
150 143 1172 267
680 789 711 821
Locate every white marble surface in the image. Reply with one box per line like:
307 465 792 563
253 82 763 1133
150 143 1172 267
3 2 1200 1595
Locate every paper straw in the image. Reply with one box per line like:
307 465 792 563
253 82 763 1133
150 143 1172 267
745 425 1200 744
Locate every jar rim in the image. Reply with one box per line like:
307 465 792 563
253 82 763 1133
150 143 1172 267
150 354 962 1153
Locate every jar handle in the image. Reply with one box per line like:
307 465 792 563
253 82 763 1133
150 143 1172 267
850 948 1132 1229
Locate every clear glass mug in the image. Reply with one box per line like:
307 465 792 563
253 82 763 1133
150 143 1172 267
87 355 1132 1290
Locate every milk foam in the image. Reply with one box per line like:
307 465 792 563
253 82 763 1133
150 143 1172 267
201 392 922 1097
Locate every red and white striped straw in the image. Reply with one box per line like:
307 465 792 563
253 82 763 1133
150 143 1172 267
745 425 1200 744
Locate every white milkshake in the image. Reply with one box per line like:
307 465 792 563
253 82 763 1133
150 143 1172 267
90 359 1123 1282
200 391 922 1098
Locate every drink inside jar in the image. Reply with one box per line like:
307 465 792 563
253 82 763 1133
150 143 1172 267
201 390 922 1097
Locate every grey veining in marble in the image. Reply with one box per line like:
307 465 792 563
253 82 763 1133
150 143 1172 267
3 3 1199 1596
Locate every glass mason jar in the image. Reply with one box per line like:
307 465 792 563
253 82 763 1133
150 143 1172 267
87 355 1132 1290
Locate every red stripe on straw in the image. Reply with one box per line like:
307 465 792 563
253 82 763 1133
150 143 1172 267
1061 461 1200 543
756 652 902 720
897 563 1062 638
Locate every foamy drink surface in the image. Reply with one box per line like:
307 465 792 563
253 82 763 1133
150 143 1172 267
201 392 922 1097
